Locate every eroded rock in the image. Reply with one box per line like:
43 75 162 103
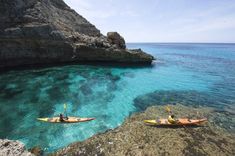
0 139 34 156
107 32 126 49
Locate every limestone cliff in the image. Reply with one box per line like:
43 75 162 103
0 0 154 68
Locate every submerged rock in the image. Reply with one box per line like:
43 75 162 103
133 90 226 111
79 83 93 96
0 0 154 69
29 146 43 156
51 104 235 156
133 90 235 132
0 139 33 156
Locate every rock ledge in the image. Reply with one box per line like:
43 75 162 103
0 0 154 69
51 104 235 156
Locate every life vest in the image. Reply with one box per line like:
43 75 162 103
168 115 176 124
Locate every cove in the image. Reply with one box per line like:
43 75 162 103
0 43 235 152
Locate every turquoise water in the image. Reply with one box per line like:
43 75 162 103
0 43 235 152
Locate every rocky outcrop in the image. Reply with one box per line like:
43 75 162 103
0 139 34 156
0 0 154 68
52 104 235 156
107 32 126 49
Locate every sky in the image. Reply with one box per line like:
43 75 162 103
64 0 235 43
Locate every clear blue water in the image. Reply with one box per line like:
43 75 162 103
0 43 235 152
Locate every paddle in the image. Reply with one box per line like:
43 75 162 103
165 105 171 115
64 103 68 118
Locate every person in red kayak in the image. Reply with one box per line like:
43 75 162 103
166 106 179 124
168 114 176 124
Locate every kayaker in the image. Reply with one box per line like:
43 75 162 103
168 115 177 124
59 113 65 122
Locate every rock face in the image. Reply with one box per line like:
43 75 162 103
52 104 235 156
0 0 154 68
0 139 34 156
107 32 126 49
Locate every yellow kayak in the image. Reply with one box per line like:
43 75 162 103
37 116 95 123
144 118 207 126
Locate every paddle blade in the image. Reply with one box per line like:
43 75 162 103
165 106 171 113
37 118 48 122
64 103 67 109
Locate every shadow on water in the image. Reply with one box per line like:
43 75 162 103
0 61 155 73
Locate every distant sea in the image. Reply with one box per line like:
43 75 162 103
0 43 234 152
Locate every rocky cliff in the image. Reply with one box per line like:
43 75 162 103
0 0 154 68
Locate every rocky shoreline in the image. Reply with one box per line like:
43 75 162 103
0 139 34 156
0 0 154 69
1 104 234 156
51 104 235 156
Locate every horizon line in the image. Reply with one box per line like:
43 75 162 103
126 42 235 44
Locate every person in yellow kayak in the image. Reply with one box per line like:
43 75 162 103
59 113 65 122
59 104 69 122
59 113 69 122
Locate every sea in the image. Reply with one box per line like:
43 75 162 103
0 43 234 152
